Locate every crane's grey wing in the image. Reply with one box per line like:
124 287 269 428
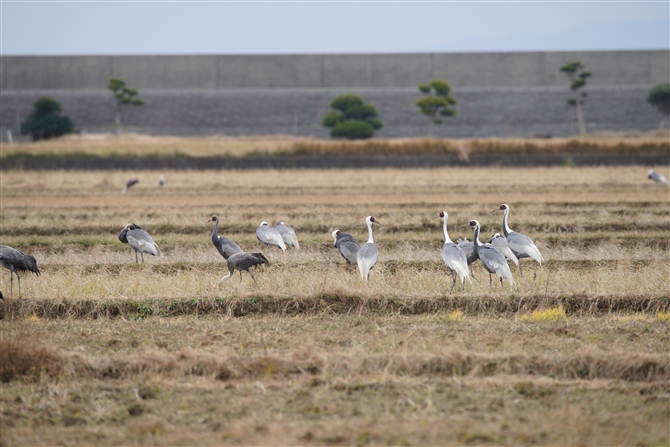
479 246 514 285
215 236 242 259
127 230 161 257
338 239 360 265
256 226 287 250
275 225 299 249
228 252 269 271
0 245 40 275
442 243 469 279
457 240 478 264
491 236 519 266
650 171 669 185
506 231 543 263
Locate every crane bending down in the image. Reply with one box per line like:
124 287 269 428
256 222 287 251
332 230 360 265
486 233 519 267
648 169 669 186
220 252 269 285
275 222 300 249
207 215 242 260
0 245 40 298
121 178 139 194
470 220 514 287
118 223 161 263
493 204 544 275
357 216 379 282
439 211 471 291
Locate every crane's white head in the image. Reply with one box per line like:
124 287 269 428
259 222 268 227
469 220 480 230
280 221 285 225
492 203 509 214
648 169 655 178
439 211 448 219
492 233 501 238
332 229 340 245
366 216 378 225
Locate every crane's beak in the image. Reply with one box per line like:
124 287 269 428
490 209 500 214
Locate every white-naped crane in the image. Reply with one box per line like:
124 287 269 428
0 245 40 298
207 215 242 260
648 169 669 186
275 222 300 249
439 211 471 292
158 174 165 187
357 216 379 282
469 220 514 288
122 178 139 194
332 230 360 265
493 203 544 275
256 222 286 251
486 233 519 267
220 252 269 286
118 223 161 263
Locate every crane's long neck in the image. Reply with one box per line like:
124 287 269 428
367 221 375 244
473 224 483 247
212 220 219 238
502 208 513 237
442 217 452 245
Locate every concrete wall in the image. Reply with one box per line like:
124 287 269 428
2 51 668 90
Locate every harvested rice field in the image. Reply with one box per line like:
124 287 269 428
1 163 669 446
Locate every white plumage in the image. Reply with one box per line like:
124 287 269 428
357 216 379 282
256 222 287 251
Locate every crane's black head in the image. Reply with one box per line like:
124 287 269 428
208 215 218 223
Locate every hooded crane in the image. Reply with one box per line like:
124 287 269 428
357 216 379 282
493 203 544 275
439 211 471 291
332 230 360 265
256 222 286 251
456 238 478 279
486 233 519 267
0 245 40 298
220 252 269 286
121 178 139 194
648 169 669 186
207 215 242 260
275 222 300 249
118 223 161 263
469 220 514 287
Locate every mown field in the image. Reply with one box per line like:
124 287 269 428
1 162 669 446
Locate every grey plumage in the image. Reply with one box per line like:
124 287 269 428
486 233 519 267
275 222 300 249
118 223 161 263
357 216 379 282
456 238 478 266
158 174 165 187
0 245 40 298
495 203 544 275
221 252 269 285
332 230 360 265
648 169 669 186
207 215 242 260
122 178 139 194
439 211 470 291
256 222 286 251
469 220 514 287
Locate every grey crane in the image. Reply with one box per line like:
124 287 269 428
220 252 269 285
469 220 514 287
648 169 669 186
357 216 379 282
256 222 286 251
118 223 161 263
275 222 300 249
486 233 519 267
207 215 242 260
439 211 471 291
493 203 544 275
158 174 165 187
456 238 478 279
121 178 139 194
0 245 40 298
332 229 360 265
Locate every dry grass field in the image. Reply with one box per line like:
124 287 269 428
1 160 669 446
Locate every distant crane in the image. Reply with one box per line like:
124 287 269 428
118 223 161 263
121 178 139 194
648 169 669 186
486 233 519 267
158 174 165 187
256 222 286 251
207 215 242 260
332 230 360 265
357 216 379 282
220 252 269 286
469 220 514 287
439 211 471 291
274 222 300 249
493 203 544 275
0 245 40 298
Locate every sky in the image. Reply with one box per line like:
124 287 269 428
1 1 668 55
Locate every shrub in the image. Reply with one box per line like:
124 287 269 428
322 94 382 140
647 83 670 128
20 97 76 141
330 120 375 140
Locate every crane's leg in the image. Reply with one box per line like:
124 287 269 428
518 261 523 276
247 271 259 286
9 271 14 298
450 271 457 293
500 276 504 288
16 272 21 298
135 251 139 263
489 273 493 288
141 253 145 263
239 271 243 282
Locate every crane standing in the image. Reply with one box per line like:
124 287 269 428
0 245 40 298
118 223 161 263
357 216 379 282
469 220 514 288
493 203 544 275
207 215 242 260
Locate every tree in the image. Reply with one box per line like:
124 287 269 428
560 61 591 135
108 77 144 134
415 79 457 137
646 83 670 129
20 97 76 141
322 94 382 140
